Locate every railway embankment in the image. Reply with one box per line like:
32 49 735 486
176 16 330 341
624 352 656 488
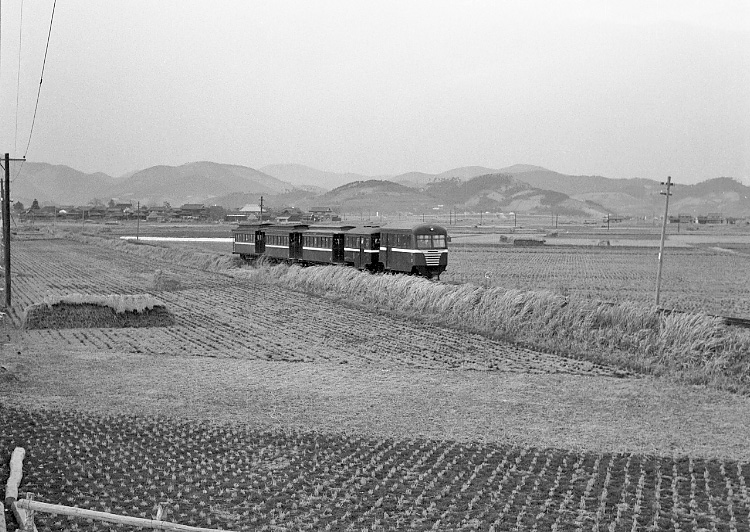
237 263 750 395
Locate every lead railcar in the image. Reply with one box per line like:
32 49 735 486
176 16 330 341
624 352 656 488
379 223 448 279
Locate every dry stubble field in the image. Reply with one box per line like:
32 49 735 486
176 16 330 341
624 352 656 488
2 233 750 531
442 243 750 319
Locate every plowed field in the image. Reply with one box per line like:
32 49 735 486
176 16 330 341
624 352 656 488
2 235 749 531
443 244 750 318
8 238 621 377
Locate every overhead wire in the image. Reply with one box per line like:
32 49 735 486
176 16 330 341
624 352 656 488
23 0 56 159
14 0 23 154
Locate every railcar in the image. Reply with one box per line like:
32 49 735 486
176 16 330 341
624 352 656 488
263 223 307 261
301 224 356 265
232 221 272 259
379 223 448 279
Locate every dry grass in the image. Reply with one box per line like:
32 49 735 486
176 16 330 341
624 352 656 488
238 264 750 392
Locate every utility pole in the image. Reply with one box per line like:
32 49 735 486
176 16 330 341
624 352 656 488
3 154 26 307
655 176 674 307
136 201 140 241
259 196 264 221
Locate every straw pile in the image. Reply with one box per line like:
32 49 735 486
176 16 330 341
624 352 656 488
23 294 173 329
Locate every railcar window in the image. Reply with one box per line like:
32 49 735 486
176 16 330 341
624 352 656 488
416 235 431 249
433 235 446 248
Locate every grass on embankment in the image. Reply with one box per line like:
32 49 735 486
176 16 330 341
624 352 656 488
238 264 750 394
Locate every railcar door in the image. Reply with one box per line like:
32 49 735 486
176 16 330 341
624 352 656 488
255 231 265 254
370 234 380 269
289 232 303 260
332 234 345 263
356 236 365 268
383 233 392 269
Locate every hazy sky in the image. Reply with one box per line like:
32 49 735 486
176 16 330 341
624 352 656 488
0 1 748 183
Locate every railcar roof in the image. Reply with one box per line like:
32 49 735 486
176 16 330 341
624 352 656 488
345 225 381 235
380 223 448 234
306 224 357 234
263 223 309 234
233 221 276 231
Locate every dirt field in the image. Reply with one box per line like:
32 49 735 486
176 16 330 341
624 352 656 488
2 233 750 530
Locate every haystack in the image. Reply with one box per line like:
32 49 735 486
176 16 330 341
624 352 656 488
23 294 173 330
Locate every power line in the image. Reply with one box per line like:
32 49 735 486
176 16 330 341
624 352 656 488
23 0 56 158
15 0 24 153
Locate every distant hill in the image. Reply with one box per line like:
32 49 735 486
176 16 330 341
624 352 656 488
424 174 609 217
108 161 296 205
260 164 369 191
9 160 749 217
318 180 433 213
392 167 498 187
668 178 750 217
210 189 316 211
12 162 114 205
314 174 609 217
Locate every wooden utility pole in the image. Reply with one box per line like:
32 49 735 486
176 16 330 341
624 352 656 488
3 154 26 307
655 176 674 307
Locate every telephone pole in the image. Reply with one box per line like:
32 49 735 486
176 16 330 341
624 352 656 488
3 154 26 307
655 176 674 307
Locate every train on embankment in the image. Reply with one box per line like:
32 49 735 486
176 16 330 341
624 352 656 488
232 222 449 279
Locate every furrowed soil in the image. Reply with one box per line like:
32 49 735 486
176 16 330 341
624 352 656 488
2 234 750 531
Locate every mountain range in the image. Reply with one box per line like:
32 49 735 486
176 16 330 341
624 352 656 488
8 161 750 218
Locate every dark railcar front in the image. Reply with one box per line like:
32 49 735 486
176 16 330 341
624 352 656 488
379 223 448 278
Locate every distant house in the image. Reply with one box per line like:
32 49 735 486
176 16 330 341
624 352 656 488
669 214 695 224
276 208 303 223
106 207 126 220
309 206 340 222
178 203 207 220
239 203 273 221
697 213 724 224
225 210 250 223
